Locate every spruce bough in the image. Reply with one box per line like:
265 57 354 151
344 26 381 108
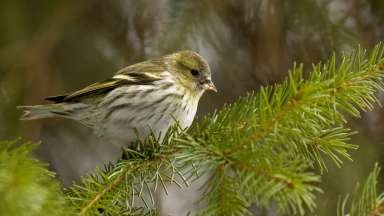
3 43 384 215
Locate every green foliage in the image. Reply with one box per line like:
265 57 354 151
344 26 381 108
65 129 192 215
65 43 384 216
0 139 72 216
3 44 384 215
337 163 384 216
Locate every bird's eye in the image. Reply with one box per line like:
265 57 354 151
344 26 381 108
190 69 200 76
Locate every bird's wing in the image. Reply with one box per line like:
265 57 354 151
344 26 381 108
45 60 165 103
45 79 130 103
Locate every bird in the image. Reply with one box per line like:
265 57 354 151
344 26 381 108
18 50 216 148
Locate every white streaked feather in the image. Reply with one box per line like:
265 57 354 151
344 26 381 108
92 81 198 147
113 74 136 81
54 70 202 148
113 72 163 81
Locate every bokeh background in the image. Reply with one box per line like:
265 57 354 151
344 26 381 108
1 0 384 215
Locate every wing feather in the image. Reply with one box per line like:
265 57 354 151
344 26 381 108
45 79 127 103
45 59 165 103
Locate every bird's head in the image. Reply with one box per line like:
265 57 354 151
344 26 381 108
165 50 217 96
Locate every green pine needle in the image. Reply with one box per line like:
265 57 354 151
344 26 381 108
0 139 72 216
3 43 384 215
337 163 384 216
66 43 384 215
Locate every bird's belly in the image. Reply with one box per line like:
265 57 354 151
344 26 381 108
100 100 197 147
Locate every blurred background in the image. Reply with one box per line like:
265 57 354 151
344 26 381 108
1 0 384 215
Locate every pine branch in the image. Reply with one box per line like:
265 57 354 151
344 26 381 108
1 44 383 215
171 44 384 214
176 134 321 215
0 139 72 216
66 130 194 215
200 45 384 171
337 163 384 216
64 43 384 215
197 164 249 216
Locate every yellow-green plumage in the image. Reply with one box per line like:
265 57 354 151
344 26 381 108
18 51 216 147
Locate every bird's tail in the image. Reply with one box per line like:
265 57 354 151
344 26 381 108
17 104 68 120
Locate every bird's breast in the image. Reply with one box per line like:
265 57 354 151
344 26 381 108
99 83 200 145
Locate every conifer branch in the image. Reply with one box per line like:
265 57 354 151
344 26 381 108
338 163 384 216
65 43 384 215
0 139 72 216
211 45 384 171
2 44 379 215
79 163 137 214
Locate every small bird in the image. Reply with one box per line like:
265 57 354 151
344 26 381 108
18 51 216 147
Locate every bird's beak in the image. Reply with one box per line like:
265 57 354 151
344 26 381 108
202 80 217 92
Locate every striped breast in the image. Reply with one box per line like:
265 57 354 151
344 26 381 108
96 76 198 145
